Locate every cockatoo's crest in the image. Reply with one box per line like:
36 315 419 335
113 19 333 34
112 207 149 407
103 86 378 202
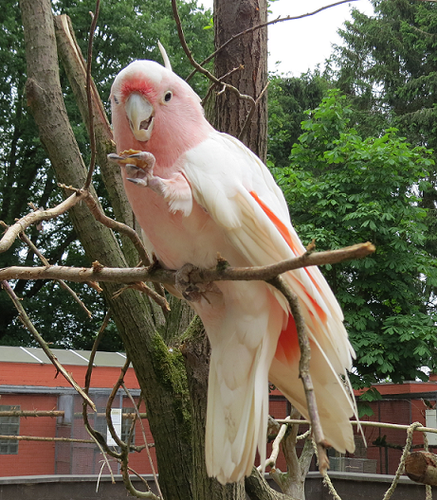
158 41 172 71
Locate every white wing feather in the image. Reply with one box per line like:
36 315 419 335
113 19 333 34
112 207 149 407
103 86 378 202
182 131 356 481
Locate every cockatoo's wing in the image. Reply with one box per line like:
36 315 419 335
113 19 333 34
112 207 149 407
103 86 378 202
183 131 356 480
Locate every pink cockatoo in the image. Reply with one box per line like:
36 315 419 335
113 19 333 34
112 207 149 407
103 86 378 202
109 50 356 484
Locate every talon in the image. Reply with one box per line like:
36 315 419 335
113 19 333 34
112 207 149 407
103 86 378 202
125 163 141 171
127 152 154 161
127 177 148 187
125 163 144 177
107 153 126 162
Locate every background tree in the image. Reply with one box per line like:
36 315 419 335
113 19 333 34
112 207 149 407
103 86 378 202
213 0 268 161
331 0 437 290
275 90 437 389
267 71 330 168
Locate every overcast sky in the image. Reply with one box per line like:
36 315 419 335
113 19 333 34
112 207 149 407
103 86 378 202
198 0 375 76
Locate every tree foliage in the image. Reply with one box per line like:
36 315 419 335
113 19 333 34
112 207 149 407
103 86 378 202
267 71 330 168
275 90 437 386
332 0 437 276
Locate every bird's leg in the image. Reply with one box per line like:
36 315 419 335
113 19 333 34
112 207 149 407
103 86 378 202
176 263 222 303
108 150 193 216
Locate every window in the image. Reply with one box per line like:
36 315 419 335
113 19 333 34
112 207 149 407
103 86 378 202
0 405 20 455
95 407 136 447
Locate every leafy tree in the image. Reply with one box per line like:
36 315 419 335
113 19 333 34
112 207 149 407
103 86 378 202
333 0 437 149
267 71 330 168
276 90 437 387
331 0 437 272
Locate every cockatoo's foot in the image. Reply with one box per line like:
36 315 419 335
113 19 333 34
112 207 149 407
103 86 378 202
108 150 165 194
176 263 221 303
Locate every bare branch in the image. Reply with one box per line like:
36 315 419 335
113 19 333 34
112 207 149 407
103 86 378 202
1 280 96 411
0 242 376 286
17 229 92 318
61 184 151 267
0 434 95 443
122 383 162 498
269 276 329 473
0 410 64 418
0 192 86 254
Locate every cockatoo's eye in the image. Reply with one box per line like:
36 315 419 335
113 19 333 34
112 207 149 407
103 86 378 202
113 95 119 105
164 91 172 103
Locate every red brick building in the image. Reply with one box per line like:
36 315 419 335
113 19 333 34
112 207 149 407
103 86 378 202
0 346 153 477
1 345 436 478
357 378 437 475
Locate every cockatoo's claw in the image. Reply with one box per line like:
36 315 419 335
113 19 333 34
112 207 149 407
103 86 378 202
176 263 221 302
126 151 154 161
127 177 148 188
125 163 147 178
125 163 142 172
107 151 156 174
107 153 126 162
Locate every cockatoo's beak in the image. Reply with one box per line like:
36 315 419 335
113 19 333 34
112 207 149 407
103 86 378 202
125 93 154 142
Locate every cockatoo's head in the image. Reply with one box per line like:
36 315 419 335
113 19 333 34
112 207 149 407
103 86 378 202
110 58 211 164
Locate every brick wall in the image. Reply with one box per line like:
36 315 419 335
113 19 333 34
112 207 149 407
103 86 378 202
0 393 58 476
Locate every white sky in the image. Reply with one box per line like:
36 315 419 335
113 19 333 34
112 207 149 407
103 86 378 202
198 0 375 76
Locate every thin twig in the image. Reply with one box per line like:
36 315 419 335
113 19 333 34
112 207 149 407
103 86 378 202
187 0 358 80
84 309 112 392
105 358 131 450
122 383 162 498
170 0 255 107
238 80 269 142
82 309 122 460
84 0 100 189
1 280 96 411
60 184 151 267
17 228 92 318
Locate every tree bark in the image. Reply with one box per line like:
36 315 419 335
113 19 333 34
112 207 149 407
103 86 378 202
53 14 139 268
213 0 268 161
245 468 294 500
20 1 194 498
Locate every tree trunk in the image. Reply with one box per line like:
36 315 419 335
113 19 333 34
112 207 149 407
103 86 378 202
20 1 194 498
213 0 268 162
245 469 293 500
